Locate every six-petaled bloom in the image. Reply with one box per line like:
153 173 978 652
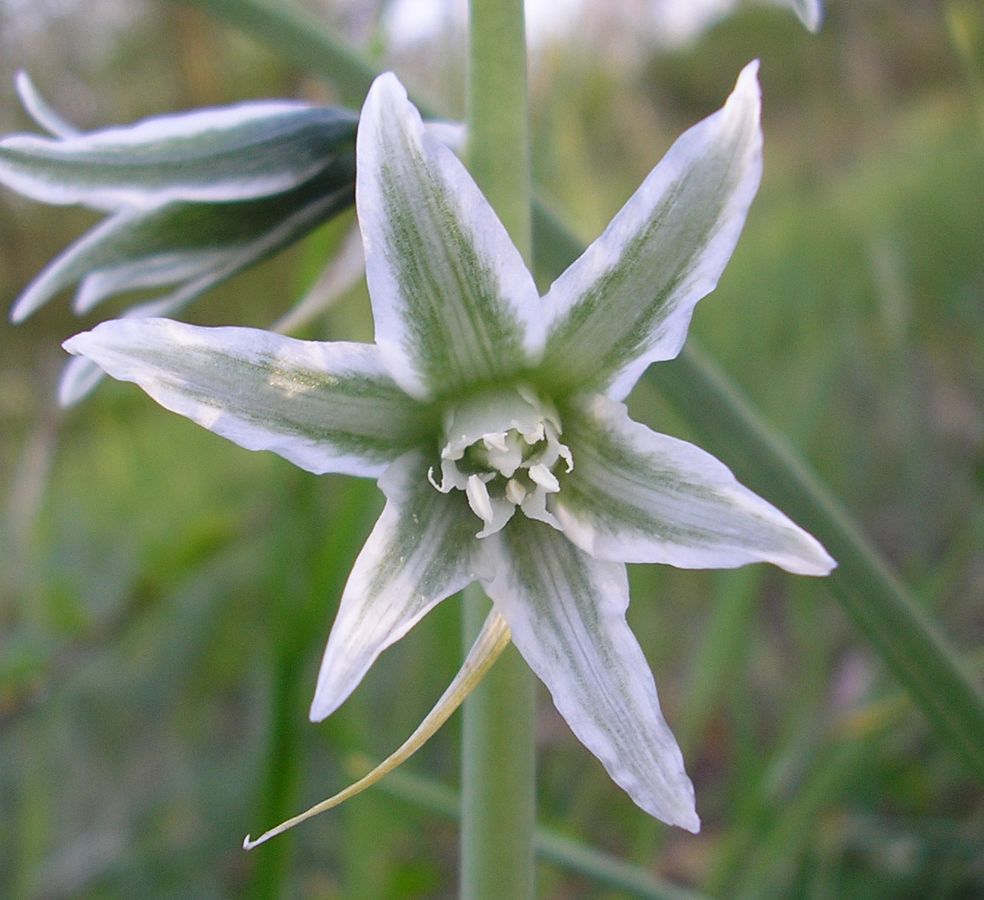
65 62 835 831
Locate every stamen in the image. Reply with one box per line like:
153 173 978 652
483 432 509 452
466 474 495 523
431 385 573 535
505 478 527 505
528 463 560 493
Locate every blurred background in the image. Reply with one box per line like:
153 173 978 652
1 0 982 896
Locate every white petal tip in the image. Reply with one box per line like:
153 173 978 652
61 332 89 356
786 536 837 576
309 683 346 722
734 60 762 103
365 72 411 120
681 813 701 834
808 553 837 577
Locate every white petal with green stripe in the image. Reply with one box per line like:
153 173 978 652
54 187 354 406
0 101 357 210
10 171 353 322
555 394 835 575
358 72 541 400
537 61 762 401
63 319 433 476
480 518 699 831
310 451 483 721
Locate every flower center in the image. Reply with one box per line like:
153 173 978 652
428 384 573 537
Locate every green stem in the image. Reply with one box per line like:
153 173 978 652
467 0 532 255
461 591 536 898
460 7 536 899
357 761 708 900
461 7 536 894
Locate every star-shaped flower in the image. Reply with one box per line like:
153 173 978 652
65 62 834 831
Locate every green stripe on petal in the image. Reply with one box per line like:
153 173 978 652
536 61 762 401
357 73 542 400
481 517 699 831
63 319 433 476
556 394 834 575
0 101 357 210
310 451 482 720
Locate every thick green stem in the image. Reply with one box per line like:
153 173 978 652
461 4 536 897
467 0 532 255
461 590 536 898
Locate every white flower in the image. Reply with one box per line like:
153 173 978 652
64 62 834 831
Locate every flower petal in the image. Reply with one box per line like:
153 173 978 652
357 72 541 400
555 394 835 575
790 0 823 32
14 72 79 138
57 289 228 407
310 452 482 720
10 167 354 323
0 101 357 210
63 319 433 476
481 518 699 830
55 186 356 406
537 61 762 401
